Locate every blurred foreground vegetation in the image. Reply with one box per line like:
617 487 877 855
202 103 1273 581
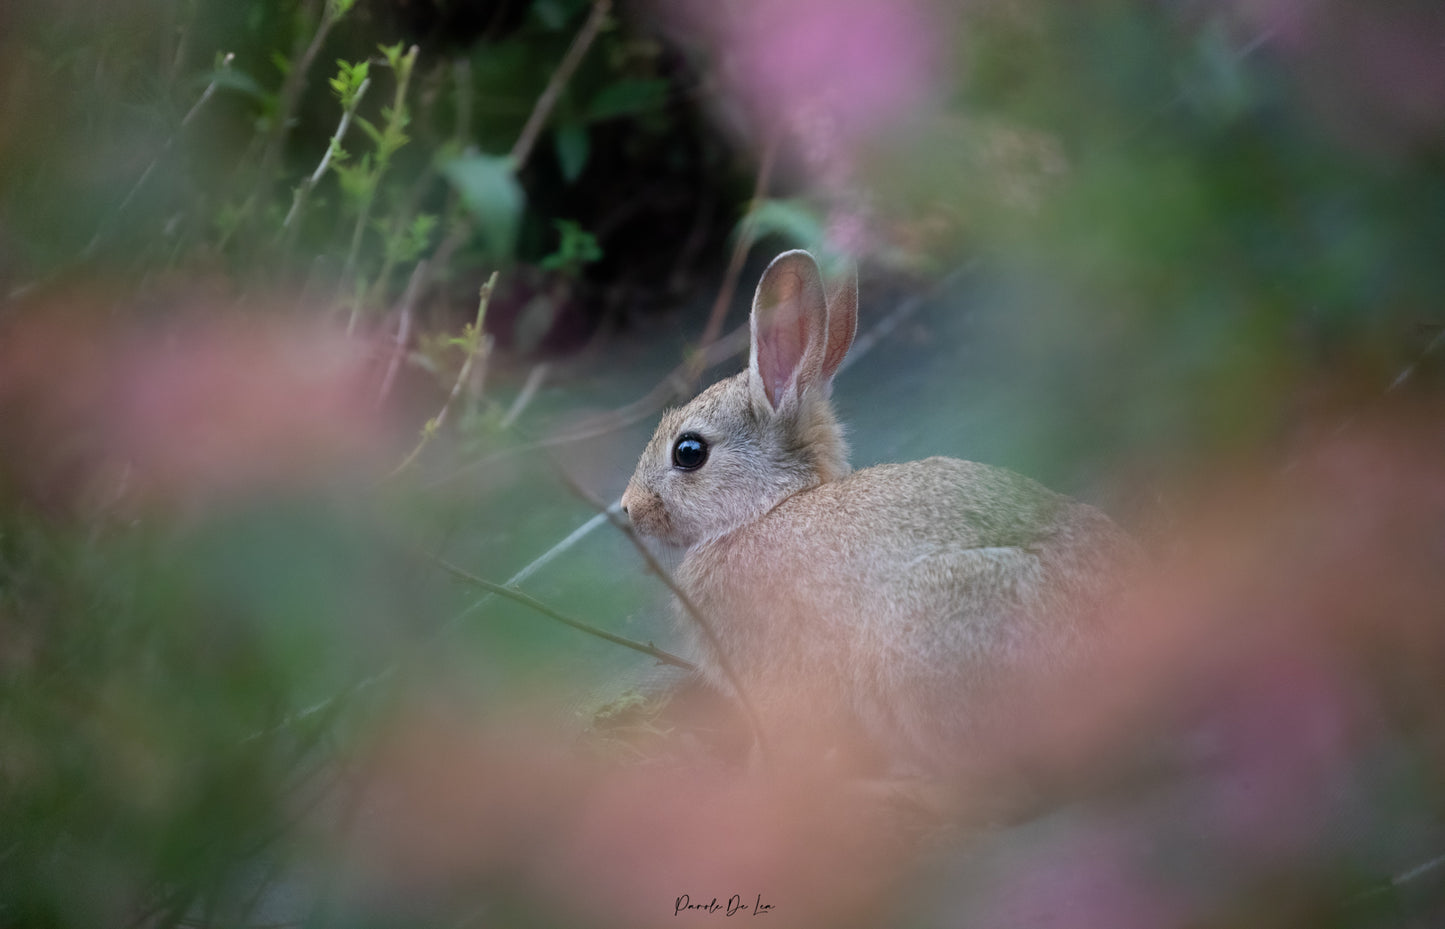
1 0 1443 926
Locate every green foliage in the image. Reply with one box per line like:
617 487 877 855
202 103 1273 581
328 57 369 107
0 0 700 306
383 211 437 265
539 218 601 275
0 501 409 926
331 151 373 202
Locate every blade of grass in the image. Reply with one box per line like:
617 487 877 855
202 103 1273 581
431 556 696 672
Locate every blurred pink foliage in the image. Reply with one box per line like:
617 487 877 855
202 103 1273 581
0 296 387 509
343 706 905 928
715 0 941 146
968 822 1183 929
662 0 946 257
1193 651 1364 863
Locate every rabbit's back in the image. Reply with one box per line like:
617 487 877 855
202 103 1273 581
678 456 1133 768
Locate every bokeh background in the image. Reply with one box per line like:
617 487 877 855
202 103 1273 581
2 0 1444 926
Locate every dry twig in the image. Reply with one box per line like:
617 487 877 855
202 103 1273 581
510 0 612 168
375 258 427 406
695 134 778 355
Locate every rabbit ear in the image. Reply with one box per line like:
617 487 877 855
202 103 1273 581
820 263 858 383
749 250 828 412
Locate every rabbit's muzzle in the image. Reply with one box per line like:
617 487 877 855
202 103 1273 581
619 483 667 539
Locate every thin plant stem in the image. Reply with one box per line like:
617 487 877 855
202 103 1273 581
510 0 612 168
384 272 496 480
500 363 550 430
695 134 778 356
429 270 492 436
353 57 466 315
281 75 370 234
375 258 426 406
343 45 419 333
431 557 696 671
238 0 342 236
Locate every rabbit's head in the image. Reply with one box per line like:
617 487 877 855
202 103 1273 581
621 250 858 548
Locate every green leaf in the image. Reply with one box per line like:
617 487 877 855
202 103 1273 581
383 212 438 264
378 41 405 71
441 153 525 260
334 153 374 202
378 132 410 163
356 116 383 146
329 59 370 105
586 79 669 122
540 218 601 274
554 123 590 184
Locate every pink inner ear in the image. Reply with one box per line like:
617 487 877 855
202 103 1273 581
757 272 808 408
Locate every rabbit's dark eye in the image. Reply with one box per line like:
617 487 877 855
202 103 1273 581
672 433 708 471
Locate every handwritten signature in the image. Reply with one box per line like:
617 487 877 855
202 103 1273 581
675 894 773 917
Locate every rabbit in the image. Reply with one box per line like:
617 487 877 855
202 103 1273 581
620 250 1136 775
